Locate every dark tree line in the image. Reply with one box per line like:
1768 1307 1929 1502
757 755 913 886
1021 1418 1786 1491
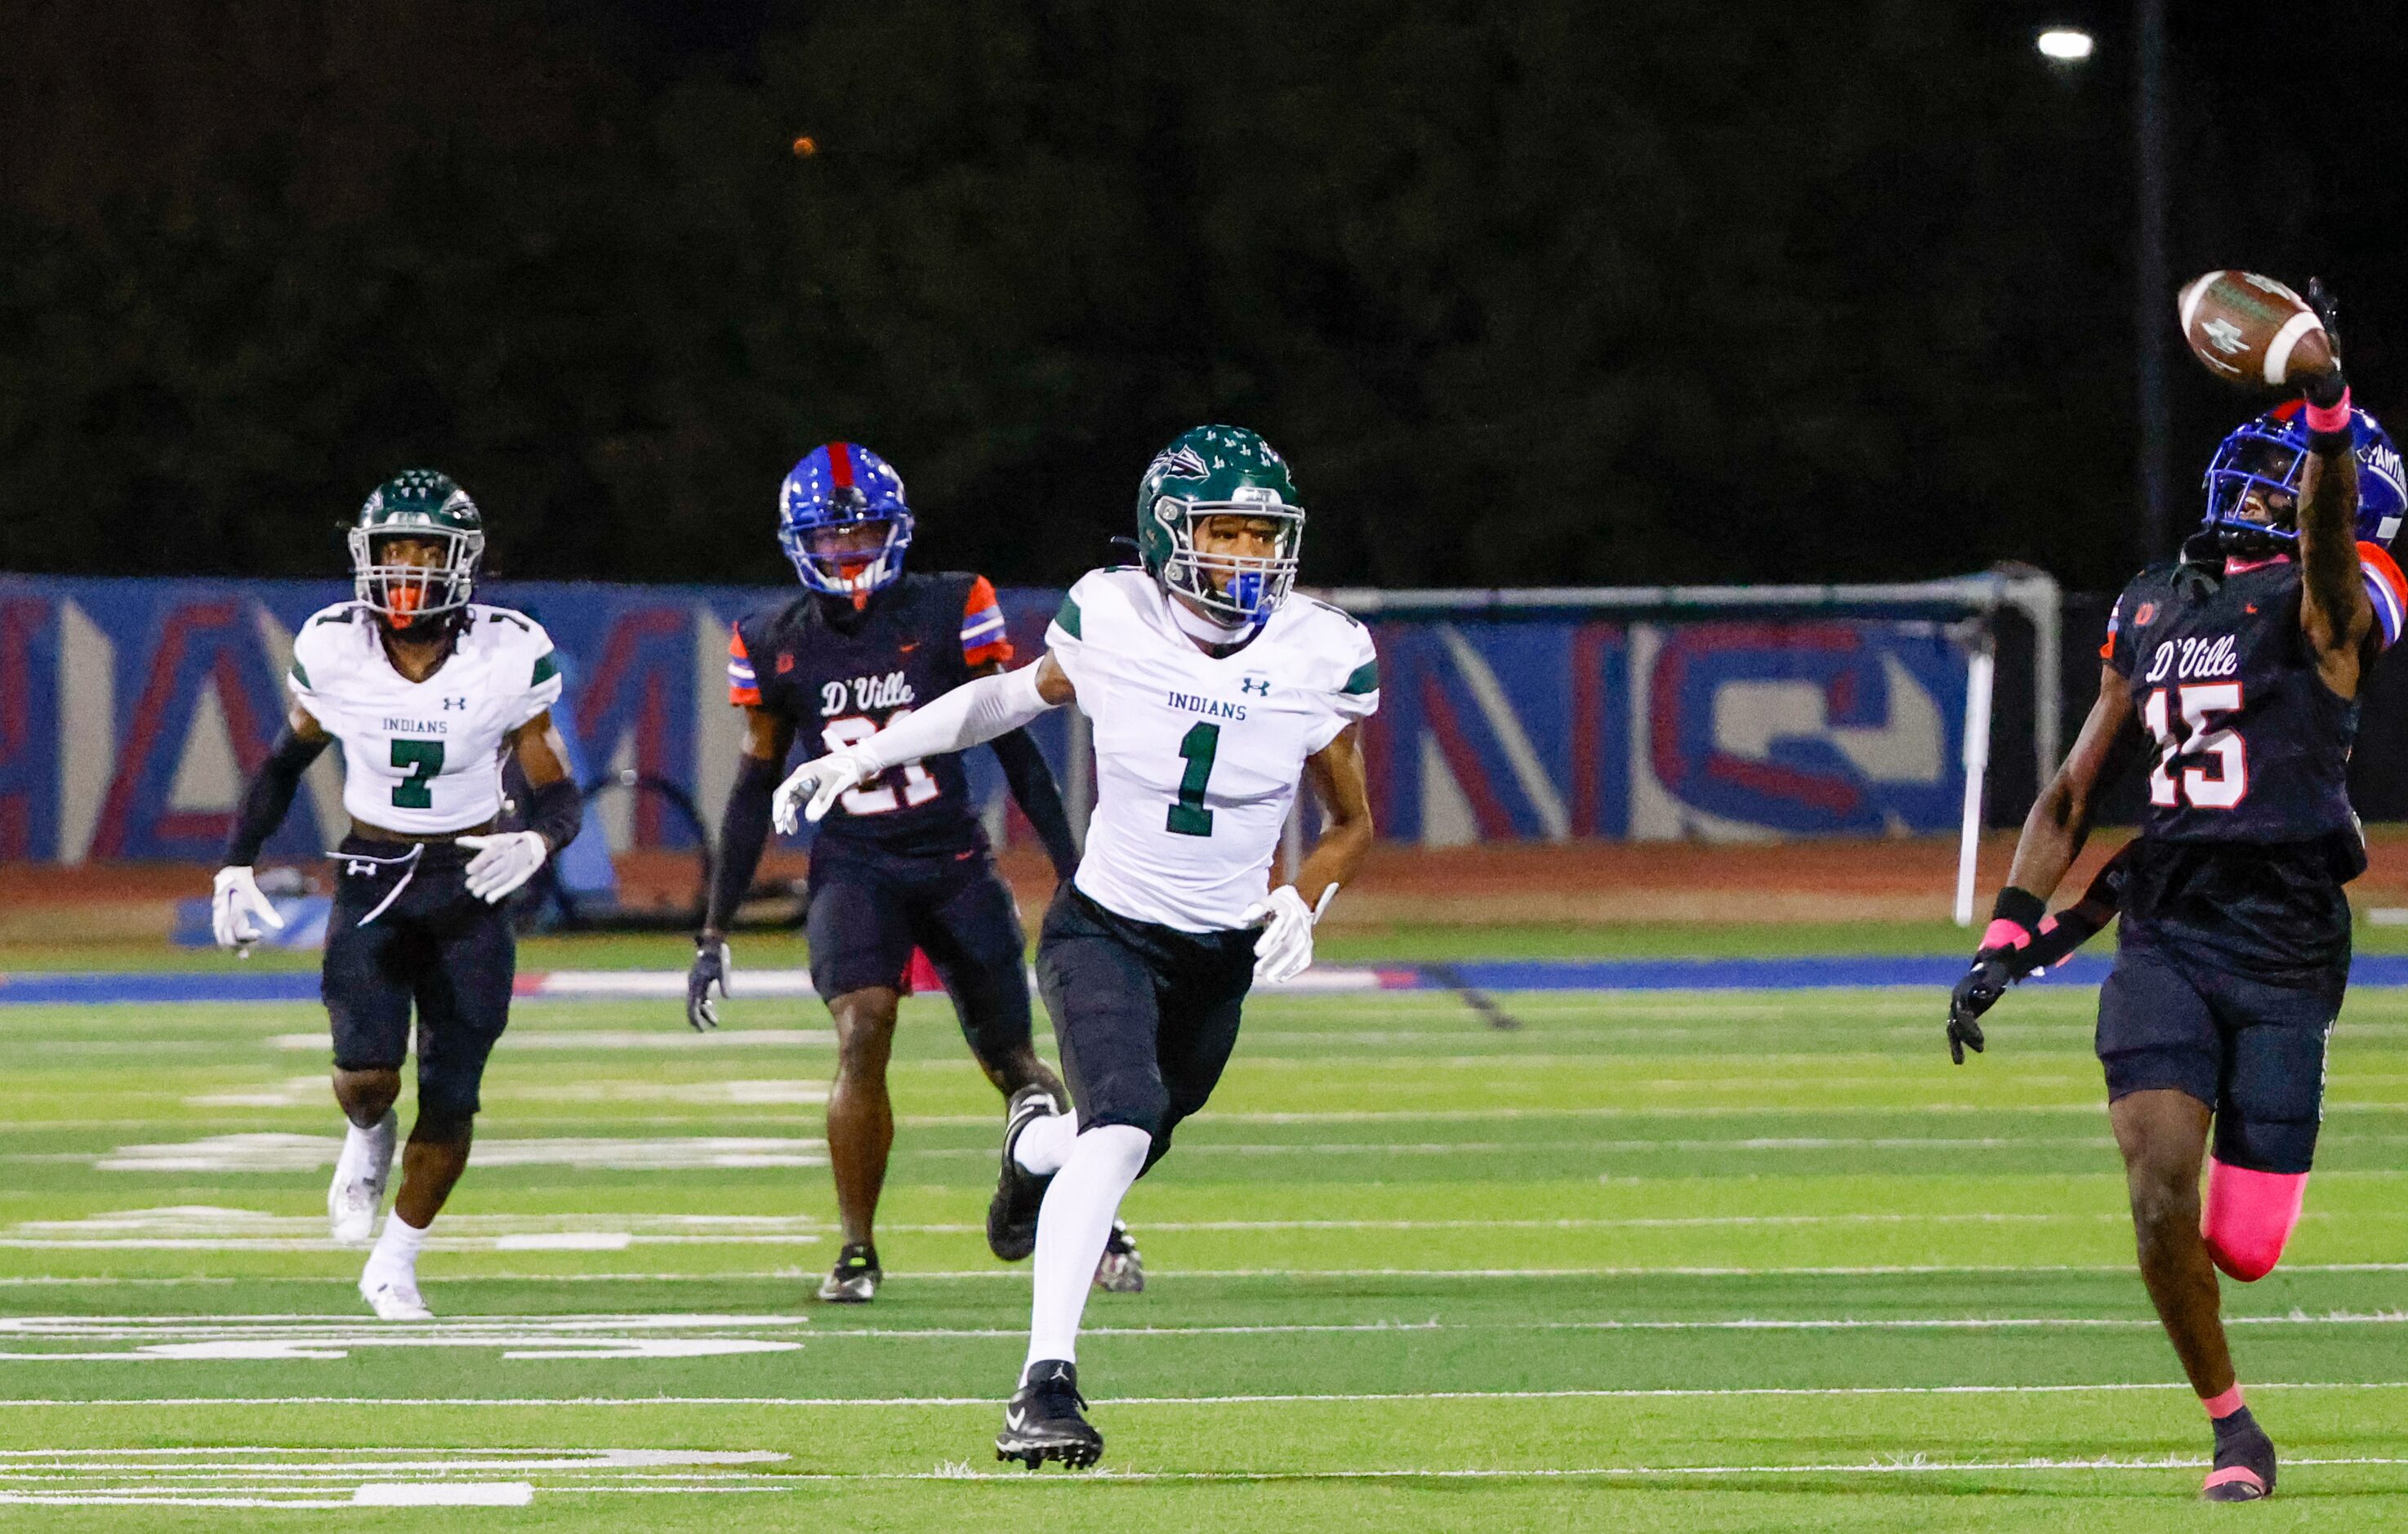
3 1 2402 594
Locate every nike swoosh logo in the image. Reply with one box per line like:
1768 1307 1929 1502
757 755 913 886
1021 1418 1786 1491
899 642 920 653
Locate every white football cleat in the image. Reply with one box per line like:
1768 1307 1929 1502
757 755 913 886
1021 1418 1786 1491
359 1267 431 1321
328 1109 398 1245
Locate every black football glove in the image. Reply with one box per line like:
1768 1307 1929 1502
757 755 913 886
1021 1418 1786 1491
2304 276 2348 409
687 937 731 1031
2013 844 2134 975
1947 887 2045 1065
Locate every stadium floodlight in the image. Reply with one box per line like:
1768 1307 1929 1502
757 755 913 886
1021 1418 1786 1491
2037 28 2095 61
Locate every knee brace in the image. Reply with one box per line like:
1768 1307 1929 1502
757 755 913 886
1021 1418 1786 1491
2201 1158 2308 1282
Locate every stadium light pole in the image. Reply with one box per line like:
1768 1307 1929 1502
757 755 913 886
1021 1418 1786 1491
2134 0 2171 564
2039 17 2169 562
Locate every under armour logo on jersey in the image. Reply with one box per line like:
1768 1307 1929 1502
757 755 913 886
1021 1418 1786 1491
1240 676 1272 695
442 697 466 711
346 861 377 879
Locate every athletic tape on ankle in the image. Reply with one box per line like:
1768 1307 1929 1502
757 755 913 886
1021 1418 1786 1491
2201 1382 2246 1419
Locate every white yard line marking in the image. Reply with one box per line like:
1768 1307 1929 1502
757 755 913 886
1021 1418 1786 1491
0 1310 2397 1359
11 1260 2408 1287
353 1483 533 1505
270 1029 835 1050
188 1079 829 1109
586 1456 2408 1483
7 1382 2407 1410
0 1447 789 1508
95 1134 828 1172
0 1314 814 1362
870 1212 2139 1233
5 1455 2405 1499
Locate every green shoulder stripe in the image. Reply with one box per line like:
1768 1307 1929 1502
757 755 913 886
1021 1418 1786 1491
1052 593 1082 640
1341 658 1380 695
288 658 311 690
531 650 560 688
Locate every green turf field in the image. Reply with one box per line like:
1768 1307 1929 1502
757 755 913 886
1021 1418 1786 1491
2 972 2405 1528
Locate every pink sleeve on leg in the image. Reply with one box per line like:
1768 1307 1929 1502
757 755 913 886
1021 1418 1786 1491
2201 1159 2308 1282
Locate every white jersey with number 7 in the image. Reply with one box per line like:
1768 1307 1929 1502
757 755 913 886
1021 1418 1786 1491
288 602 564 835
1046 568 1379 933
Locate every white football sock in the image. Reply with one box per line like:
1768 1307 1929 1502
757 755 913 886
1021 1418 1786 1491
1013 1108 1078 1176
1023 1123 1149 1378
334 1119 381 1181
368 1210 429 1275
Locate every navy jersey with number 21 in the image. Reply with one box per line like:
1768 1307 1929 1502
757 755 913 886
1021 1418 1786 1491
728 572 1014 858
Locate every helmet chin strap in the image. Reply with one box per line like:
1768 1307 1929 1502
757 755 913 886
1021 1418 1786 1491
1166 586 1257 645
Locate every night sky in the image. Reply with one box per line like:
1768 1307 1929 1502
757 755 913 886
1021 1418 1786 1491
3 1 2402 595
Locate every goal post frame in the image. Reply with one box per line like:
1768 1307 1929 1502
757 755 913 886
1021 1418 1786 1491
1323 569 2063 921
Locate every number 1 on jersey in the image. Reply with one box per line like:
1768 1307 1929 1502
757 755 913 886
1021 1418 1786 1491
1167 722 1220 836
390 739 446 809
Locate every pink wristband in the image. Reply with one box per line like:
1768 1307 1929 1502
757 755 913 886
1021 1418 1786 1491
2304 387 2352 437
1981 918 2032 952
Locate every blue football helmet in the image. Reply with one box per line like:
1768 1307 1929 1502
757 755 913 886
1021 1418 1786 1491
2201 400 2408 551
778 443 914 596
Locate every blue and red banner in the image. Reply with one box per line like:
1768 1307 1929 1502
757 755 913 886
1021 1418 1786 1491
0 576 1973 862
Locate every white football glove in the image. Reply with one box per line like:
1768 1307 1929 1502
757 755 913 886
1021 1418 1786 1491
772 749 878 835
211 866 287 953
457 831 549 903
1240 883 1336 986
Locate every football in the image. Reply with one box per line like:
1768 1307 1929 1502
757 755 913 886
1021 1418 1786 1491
2178 270 2338 388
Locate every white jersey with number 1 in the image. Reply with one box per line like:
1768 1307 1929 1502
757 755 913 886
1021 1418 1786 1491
1045 568 1379 933
288 602 564 835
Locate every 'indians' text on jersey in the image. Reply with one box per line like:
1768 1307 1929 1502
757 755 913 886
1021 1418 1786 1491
1046 568 1379 931
288 603 564 835
730 572 1011 857
2102 554 2389 845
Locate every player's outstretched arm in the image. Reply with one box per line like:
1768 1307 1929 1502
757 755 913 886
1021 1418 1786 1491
979 659 1081 881
688 707 796 1028
1948 667 2138 1062
2294 292 2371 695
1244 725 1376 986
212 702 332 952
773 656 1072 833
458 711 584 905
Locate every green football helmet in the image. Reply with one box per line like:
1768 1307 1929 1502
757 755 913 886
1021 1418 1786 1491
348 469 485 627
1135 425 1305 626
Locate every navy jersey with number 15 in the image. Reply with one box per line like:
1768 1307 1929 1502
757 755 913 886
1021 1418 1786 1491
2103 548 2406 846
729 572 1013 858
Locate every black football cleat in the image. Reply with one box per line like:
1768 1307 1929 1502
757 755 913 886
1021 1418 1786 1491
815 1241 881 1303
995 1358 1102 1469
988 1085 1060 1262
2202 1407 2277 1501
1094 1218 1144 1293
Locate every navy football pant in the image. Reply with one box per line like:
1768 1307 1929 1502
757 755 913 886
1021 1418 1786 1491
322 836 515 1122
805 841 1035 1072
2096 937 2343 1175
1035 883 1257 1174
